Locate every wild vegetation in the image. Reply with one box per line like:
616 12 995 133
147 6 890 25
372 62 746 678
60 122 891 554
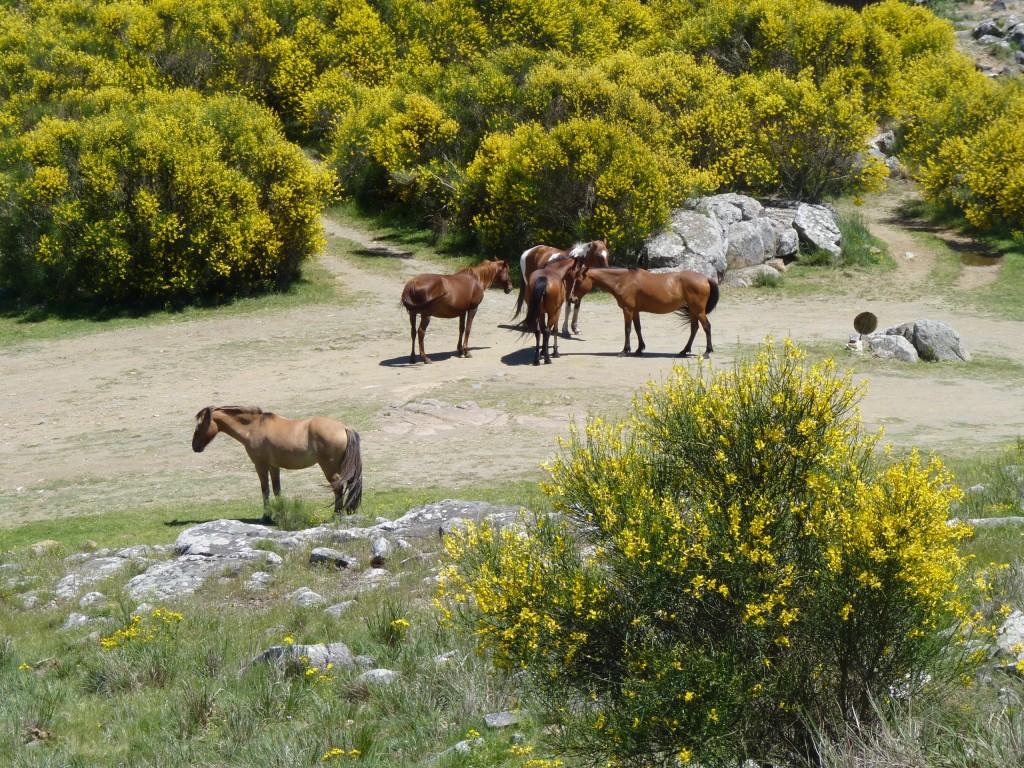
4 1 1024 766
1 0 1022 306
439 340 1010 767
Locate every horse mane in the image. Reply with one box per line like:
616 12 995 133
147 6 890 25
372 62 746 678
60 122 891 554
567 243 589 259
215 406 275 422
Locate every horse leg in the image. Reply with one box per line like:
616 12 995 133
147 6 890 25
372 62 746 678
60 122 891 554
560 297 574 337
408 311 418 364
619 311 633 356
633 315 646 356
680 315 700 358
543 326 552 364
701 312 713 358
552 307 561 358
457 312 467 357
256 464 272 523
533 325 542 366
570 298 582 336
270 467 282 498
462 308 477 358
418 315 432 364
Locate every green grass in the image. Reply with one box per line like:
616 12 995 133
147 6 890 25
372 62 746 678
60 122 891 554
0 261 344 349
0 542 552 767
324 202 477 269
893 196 1024 320
0 481 550 554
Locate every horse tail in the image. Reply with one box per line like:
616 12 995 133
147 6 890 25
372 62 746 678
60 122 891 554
706 279 720 315
331 427 363 513
521 276 548 336
513 281 528 321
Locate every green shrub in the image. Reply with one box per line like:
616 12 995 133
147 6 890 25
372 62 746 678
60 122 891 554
837 211 889 267
439 340 996 767
461 118 677 255
0 88 333 304
753 269 782 288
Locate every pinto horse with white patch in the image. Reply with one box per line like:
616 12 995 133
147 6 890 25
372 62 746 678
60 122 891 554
513 239 609 336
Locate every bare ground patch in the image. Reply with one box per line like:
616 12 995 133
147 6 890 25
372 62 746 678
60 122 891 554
2 188 1024 528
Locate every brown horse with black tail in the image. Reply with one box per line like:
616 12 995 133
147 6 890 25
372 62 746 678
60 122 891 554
192 406 362 518
578 267 719 358
514 240 609 336
401 258 513 364
521 256 585 365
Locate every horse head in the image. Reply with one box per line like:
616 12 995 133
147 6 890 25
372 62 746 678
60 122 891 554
589 239 610 268
192 406 218 452
495 259 514 294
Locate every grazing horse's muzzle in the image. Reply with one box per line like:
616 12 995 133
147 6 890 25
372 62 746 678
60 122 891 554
193 444 204 453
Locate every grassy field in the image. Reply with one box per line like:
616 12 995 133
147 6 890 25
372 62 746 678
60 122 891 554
4 199 1024 767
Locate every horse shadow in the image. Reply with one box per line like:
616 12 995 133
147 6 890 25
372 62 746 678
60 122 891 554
164 516 273 527
379 348 491 367
353 245 413 260
567 349 682 359
500 348 539 366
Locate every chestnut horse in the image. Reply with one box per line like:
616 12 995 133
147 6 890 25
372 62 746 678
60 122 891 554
513 240 609 335
522 256 584 365
579 267 719 358
402 258 513 364
192 406 362 518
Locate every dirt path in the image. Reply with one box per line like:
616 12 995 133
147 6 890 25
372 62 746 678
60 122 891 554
2 185 1023 528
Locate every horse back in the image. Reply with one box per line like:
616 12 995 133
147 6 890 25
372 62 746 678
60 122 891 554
401 274 444 312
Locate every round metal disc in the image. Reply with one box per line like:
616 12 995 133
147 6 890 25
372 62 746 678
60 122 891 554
853 311 878 335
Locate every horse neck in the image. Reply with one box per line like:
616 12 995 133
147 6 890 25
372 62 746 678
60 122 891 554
212 409 260 445
468 261 499 288
584 268 621 290
549 258 578 277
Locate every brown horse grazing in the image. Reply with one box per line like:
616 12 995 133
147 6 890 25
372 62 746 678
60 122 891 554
579 267 720 358
402 258 513 364
522 256 584 365
514 240 609 335
192 406 362 518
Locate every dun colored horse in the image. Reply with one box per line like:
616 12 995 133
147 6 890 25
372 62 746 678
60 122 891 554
192 406 362 518
522 256 584 365
401 258 513 364
514 240 609 335
579 267 720 358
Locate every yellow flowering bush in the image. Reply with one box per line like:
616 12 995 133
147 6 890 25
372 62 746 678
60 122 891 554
100 607 184 650
439 340 996 767
461 117 675 255
0 88 333 303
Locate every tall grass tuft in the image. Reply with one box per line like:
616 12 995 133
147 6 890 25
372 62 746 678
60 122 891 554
838 212 889 267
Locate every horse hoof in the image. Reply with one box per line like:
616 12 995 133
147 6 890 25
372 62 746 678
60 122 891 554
423 357 433 364
544 359 552 364
617 351 629 357
533 360 540 366
702 352 711 359
679 351 692 358
464 352 473 358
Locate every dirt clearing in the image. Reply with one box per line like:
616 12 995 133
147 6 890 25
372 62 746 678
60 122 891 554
2 186 1023 528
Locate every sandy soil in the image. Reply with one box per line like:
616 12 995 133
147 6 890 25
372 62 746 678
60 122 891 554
2 183 1023 528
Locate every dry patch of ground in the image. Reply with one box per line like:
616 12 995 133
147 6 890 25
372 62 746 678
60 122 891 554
2 184 1023 528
